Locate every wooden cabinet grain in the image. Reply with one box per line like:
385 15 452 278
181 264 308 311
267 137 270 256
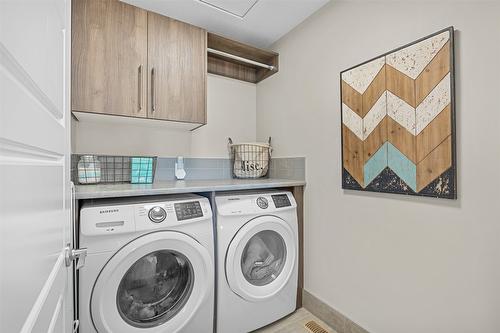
71 0 207 125
148 13 207 124
71 0 148 118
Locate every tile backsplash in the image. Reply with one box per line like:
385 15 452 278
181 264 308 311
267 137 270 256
72 155 305 184
268 157 305 180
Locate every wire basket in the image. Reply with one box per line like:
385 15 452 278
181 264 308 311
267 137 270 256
228 137 272 179
74 155 156 184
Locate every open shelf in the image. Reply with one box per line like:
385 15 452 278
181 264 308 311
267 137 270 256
207 33 279 83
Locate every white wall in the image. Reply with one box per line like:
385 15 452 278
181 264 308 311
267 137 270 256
257 2 500 333
191 74 256 157
72 118 192 156
72 74 256 157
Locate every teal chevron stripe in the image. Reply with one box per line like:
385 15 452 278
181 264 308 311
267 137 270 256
364 143 388 186
387 143 417 191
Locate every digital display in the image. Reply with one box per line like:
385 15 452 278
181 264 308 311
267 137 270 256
174 201 203 221
271 194 291 208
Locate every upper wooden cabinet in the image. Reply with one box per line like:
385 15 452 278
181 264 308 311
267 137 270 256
72 0 148 118
147 13 207 124
71 0 207 125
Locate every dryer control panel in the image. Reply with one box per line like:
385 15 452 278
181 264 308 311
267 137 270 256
215 191 296 216
271 194 291 208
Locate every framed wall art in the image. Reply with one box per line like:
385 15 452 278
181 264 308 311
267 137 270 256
340 27 456 199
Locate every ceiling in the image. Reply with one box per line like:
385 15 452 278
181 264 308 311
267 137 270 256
122 0 330 48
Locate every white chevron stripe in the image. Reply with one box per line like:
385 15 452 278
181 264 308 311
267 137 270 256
341 57 385 94
386 31 449 79
387 91 416 135
416 73 451 134
342 103 363 140
363 91 387 138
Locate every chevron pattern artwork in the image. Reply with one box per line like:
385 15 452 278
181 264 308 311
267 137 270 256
340 27 456 199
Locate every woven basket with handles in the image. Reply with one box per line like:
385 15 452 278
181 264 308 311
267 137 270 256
228 137 272 179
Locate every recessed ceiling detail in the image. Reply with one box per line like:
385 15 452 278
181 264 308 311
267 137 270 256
197 0 259 19
123 0 330 48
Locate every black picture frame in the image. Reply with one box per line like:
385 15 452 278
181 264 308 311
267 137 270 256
340 26 457 199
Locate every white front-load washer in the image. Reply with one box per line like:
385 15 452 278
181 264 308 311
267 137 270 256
215 191 298 333
79 194 214 333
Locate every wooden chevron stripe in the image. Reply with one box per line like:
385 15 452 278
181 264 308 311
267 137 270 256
416 104 451 163
364 116 387 163
416 135 452 191
362 65 386 117
342 125 364 187
386 30 450 79
415 41 450 106
342 90 386 142
416 73 451 134
342 80 363 117
386 64 416 108
387 116 416 163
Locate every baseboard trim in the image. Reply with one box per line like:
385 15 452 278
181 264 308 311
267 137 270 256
302 290 370 333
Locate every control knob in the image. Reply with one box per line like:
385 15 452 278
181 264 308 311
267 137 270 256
148 206 166 223
256 197 269 209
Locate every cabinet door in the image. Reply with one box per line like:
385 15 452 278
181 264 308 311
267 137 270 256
72 0 147 118
148 13 207 124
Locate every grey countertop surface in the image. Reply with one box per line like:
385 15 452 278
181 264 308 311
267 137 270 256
75 178 306 199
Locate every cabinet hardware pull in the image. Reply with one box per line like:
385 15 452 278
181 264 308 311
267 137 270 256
138 65 143 112
151 67 156 112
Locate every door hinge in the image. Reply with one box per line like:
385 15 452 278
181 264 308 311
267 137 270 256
72 319 80 333
65 244 87 270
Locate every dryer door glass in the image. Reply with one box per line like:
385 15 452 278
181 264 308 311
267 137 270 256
240 230 287 286
116 250 194 328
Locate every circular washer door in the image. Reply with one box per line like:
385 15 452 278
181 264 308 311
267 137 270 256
91 231 212 333
225 216 296 302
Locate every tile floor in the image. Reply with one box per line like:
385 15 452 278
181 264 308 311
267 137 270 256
253 308 337 333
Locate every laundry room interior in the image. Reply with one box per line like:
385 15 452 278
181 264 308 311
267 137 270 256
1 0 500 332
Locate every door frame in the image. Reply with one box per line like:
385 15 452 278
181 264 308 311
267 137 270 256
0 0 73 332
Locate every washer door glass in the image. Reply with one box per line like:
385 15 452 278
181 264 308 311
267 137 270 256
240 230 286 286
116 250 194 328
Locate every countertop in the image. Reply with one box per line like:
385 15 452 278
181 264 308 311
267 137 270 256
75 178 306 199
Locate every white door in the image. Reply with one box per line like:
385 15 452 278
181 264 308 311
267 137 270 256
0 0 73 332
225 216 296 301
91 231 213 332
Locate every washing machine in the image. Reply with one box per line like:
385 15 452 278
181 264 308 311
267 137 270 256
215 191 298 333
78 194 214 333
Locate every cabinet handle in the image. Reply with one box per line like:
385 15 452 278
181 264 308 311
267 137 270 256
151 67 156 112
138 65 143 112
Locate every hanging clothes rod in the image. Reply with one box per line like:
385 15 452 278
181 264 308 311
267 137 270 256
207 48 276 71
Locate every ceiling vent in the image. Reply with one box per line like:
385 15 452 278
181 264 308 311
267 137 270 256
197 0 259 19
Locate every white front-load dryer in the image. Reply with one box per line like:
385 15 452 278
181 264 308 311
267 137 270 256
215 191 298 333
79 194 214 333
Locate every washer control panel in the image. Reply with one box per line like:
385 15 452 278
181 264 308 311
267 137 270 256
80 195 212 236
256 197 269 209
174 201 203 221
